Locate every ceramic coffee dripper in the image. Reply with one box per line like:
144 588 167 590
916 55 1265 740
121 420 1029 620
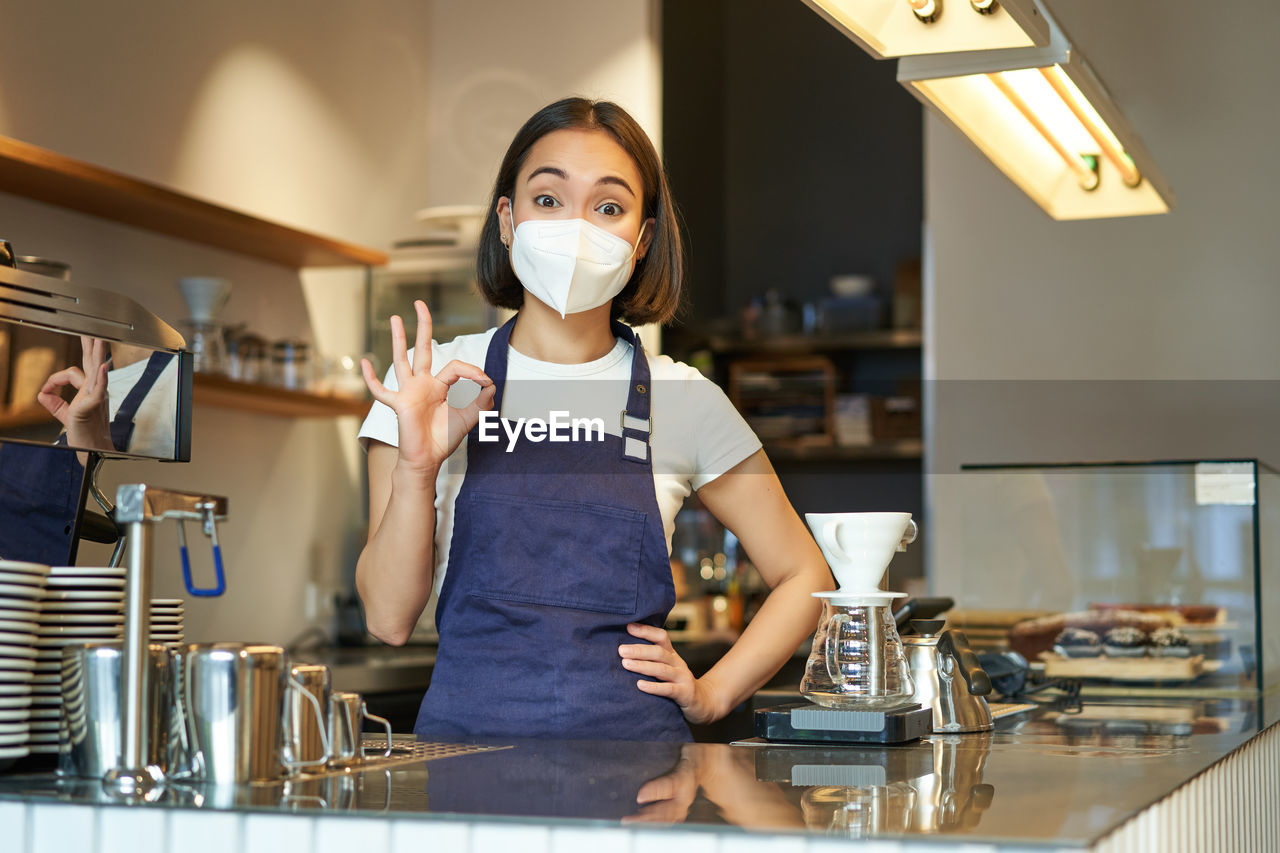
805 512 917 593
179 277 231 323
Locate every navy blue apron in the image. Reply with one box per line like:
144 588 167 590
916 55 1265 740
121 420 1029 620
0 441 85 564
414 316 691 742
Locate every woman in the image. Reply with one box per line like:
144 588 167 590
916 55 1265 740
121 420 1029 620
357 97 831 742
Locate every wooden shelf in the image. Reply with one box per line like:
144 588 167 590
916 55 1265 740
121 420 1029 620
193 375 371 418
0 406 51 430
0 135 388 268
764 438 923 462
706 329 922 354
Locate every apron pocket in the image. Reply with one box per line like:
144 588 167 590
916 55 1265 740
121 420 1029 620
461 491 645 616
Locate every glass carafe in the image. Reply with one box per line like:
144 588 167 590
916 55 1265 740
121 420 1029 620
182 319 227 375
800 594 915 709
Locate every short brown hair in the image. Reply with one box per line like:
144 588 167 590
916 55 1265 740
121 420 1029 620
476 97 683 325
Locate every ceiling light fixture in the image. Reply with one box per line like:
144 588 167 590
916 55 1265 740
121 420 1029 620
986 70 1099 191
896 7 1174 219
909 0 940 25
801 0 1048 58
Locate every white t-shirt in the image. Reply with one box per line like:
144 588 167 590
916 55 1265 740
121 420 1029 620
107 354 180 458
357 327 761 594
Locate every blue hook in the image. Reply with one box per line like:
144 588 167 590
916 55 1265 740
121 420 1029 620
177 511 226 597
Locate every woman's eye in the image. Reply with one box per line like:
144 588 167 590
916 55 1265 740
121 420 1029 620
533 195 560 208
597 202 623 217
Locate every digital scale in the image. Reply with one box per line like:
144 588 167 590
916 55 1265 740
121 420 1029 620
751 739 934 786
754 702 933 745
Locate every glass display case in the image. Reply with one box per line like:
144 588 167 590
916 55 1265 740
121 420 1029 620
933 459 1280 694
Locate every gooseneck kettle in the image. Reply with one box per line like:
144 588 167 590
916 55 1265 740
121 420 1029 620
902 620 994 733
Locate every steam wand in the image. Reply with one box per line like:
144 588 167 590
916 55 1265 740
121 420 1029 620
103 484 228 798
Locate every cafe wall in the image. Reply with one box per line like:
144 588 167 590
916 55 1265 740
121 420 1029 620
0 0 658 644
925 0 1280 598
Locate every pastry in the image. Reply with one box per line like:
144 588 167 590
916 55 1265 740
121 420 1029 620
1009 609 1169 660
1102 626 1149 658
1053 627 1101 658
1088 603 1223 627
1150 626 1192 658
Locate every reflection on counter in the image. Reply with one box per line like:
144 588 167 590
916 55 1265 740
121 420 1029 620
754 733 994 838
0 697 1274 850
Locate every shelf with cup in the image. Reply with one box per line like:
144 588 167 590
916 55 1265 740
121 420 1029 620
719 348 923 462
192 374 371 418
0 405 52 430
705 328 922 355
763 437 924 462
0 134 388 268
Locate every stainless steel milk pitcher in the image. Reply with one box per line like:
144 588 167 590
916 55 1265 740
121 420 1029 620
177 643 330 784
59 643 173 779
328 691 393 769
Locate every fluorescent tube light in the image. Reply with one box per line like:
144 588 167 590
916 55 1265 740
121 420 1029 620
897 9 1174 219
801 0 1049 59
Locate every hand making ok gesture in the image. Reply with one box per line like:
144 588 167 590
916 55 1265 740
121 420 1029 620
361 300 496 474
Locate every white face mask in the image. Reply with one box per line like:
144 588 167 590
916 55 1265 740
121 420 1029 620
507 205 645 318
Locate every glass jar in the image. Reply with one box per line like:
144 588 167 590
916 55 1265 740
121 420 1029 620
227 332 268 384
271 339 310 390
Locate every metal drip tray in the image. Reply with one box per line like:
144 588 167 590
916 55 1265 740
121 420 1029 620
356 734 511 770
274 734 511 781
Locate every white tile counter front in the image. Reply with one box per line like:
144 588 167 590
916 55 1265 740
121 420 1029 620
1 700 1278 853
5 804 1076 853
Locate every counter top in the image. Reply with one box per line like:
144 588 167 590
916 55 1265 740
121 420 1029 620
302 644 436 696
1 696 1276 849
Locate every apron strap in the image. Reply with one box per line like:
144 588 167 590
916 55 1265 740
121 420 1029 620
480 315 654 464
482 315 519 415
610 320 653 465
108 352 174 451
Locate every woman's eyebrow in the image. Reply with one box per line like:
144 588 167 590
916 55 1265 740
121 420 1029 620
528 166 568 182
527 166 636 199
596 175 636 199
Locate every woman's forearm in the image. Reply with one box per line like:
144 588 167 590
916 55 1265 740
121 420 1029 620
356 461 439 645
697 564 827 719
690 450 832 721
